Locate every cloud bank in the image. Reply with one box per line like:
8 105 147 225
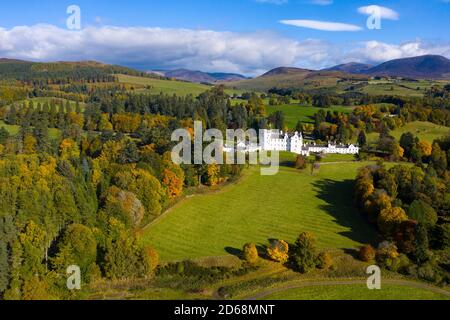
0 24 448 75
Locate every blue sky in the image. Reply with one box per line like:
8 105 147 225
0 0 449 75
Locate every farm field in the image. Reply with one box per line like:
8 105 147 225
266 104 354 129
367 121 450 144
260 283 450 300
142 161 377 261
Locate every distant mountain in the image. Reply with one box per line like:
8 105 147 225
148 69 247 83
226 67 367 91
261 67 312 77
323 62 373 74
365 55 450 79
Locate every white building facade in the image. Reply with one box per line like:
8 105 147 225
260 129 359 157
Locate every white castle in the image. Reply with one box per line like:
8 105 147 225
260 130 359 156
224 129 359 157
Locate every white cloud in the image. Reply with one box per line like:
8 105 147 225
280 19 362 31
358 5 399 20
0 24 448 74
0 24 335 75
349 40 450 63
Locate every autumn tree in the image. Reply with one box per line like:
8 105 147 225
242 243 259 264
267 240 289 263
378 207 408 235
359 245 376 262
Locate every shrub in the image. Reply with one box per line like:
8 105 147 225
316 252 333 270
376 241 400 271
267 240 289 263
359 245 376 262
242 243 259 264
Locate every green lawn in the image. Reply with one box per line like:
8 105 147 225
0 120 20 135
266 104 354 129
367 121 450 144
0 120 60 139
261 284 450 300
142 162 377 261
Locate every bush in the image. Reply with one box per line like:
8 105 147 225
359 245 376 262
316 252 333 270
376 241 400 271
242 243 259 264
295 155 307 170
267 240 289 263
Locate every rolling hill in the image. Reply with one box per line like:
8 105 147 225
226 67 367 91
148 69 247 84
323 62 373 74
365 55 450 79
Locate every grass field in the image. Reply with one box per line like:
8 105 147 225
0 120 20 135
0 120 61 139
142 161 377 261
266 104 354 129
367 121 450 144
117 74 212 96
261 284 450 300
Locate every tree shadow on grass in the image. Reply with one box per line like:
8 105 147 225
312 179 377 247
225 247 242 258
225 243 271 261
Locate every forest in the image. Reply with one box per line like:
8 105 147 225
0 60 449 299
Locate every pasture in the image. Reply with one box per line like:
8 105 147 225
117 74 212 96
367 121 450 144
266 104 354 129
260 284 450 300
142 161 377 261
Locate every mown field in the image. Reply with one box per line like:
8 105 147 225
266 104 354 129
367 121 450 144
142 160 377 261
0 120 61 139
261 284 450 300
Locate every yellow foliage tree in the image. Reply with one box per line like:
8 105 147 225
418 141 432 157
378 207 408 235
23 134 37 154
206 163 220 186
242 243 259 264
59 138 80 160
267 240 289 263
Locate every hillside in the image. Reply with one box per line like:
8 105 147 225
0 58 149 82
149 69 247 84
226 68 367 91
366 55 450 79
323 62 373 74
